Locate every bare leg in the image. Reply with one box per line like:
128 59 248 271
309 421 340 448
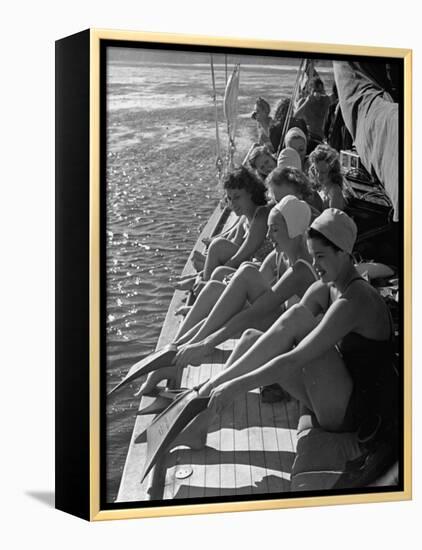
210 304 353 431
174 275 197 291
192 250 206 271
186 264 270 345
210 265 236 282
136 365 182 397
223 328 263 367
174 280 225 342
206 304 318 392
275 350 353 431
203 238 239 280
175 305 191 317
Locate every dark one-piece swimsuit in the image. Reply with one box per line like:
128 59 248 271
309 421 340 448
335 277 398 432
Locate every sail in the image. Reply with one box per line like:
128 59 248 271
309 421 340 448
223 64 240 169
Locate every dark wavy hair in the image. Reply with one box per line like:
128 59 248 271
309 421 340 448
223 166 268 206
273 98 290 122
266 166 314 203
248 146 275 170
308 144 343 189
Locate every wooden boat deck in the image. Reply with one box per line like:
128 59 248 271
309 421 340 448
116 205 299 503
161 340 298 500
116 198 399 504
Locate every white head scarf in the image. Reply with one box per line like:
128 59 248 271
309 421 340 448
285 127 307 146
277 147 302 170
271 195 312 238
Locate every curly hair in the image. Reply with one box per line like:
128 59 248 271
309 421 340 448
223 166 268 206
248 146 275 170
255 97 271 115
308 144 343 190
266 166 314 203
273 98 290 122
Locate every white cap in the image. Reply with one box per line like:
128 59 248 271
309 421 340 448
277 147 302 170
285 127 307 145
310 208 357 254
272 195 312 238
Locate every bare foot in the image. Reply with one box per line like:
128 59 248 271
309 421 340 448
174 277 196 292
175 305 191 317
201 237 212 247
192 251 206 271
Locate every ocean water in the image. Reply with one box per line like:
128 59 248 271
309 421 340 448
105 52 333 502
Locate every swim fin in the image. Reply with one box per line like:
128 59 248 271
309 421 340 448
107 344 178 396
136 388 189 416
141 387 210 482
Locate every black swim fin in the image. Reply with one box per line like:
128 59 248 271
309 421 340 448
107 344 178 396
141 387 210 482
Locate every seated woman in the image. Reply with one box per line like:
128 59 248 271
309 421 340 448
266 165 323 215
179 165 319 309
138 195 317 395
247 145 277 181
200 166 272 282
177 209 397 453
308 143 353 210
174 166 271 292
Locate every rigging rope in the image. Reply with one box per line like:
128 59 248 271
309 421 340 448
210 55 224 184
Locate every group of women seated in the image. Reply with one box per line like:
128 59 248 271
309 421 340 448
140 78 398 473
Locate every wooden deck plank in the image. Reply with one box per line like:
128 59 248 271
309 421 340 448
165 365 198 500
232 392 253 495
211 341 238 495
203 347 224 498
259 399 288 493
245 389 269 495
187 362 206 499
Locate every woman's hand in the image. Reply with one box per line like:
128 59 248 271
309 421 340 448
175 341 213 367
135 365 180 396
208 379 238 416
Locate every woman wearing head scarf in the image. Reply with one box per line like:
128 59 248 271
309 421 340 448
174 210 398 464
206 209 397 430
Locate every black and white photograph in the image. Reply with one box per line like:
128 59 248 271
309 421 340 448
103 40 405 508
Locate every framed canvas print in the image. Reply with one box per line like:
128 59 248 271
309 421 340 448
55 28 412 521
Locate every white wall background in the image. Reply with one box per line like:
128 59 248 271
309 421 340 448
1 0 419 547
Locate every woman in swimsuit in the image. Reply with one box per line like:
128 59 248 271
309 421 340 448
175 209 397 449
200 166 270 282
139 196 317 395
174 166 270 293
308 143 353 210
